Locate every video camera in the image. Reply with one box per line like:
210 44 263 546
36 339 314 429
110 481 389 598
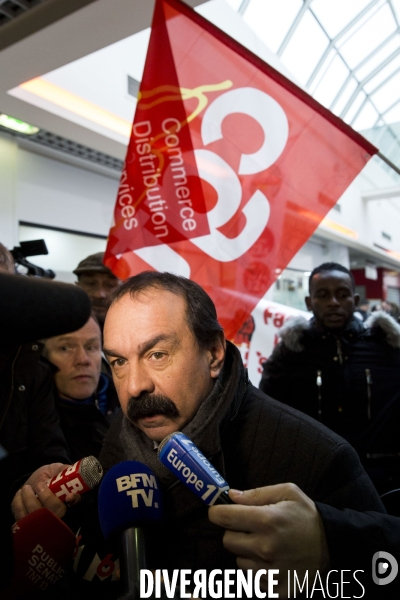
10 239 55 279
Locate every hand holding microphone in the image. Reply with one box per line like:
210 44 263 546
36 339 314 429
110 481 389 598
158 434 329 598
208 484 330 598
12 456 103 521
45 455 103 500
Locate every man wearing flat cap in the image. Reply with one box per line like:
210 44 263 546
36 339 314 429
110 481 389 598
73 252 121 330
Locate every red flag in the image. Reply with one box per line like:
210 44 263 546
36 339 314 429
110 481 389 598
104 0 377 339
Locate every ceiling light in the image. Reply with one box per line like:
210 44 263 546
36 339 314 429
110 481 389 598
321 217 358 239
18 78 131 138
0 113 39 135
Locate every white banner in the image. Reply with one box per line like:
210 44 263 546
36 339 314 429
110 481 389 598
233 297 310 386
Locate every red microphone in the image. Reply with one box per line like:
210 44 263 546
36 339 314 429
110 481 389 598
46 456 103 501
4 508 77 599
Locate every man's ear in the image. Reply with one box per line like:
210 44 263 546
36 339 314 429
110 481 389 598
354 293 360 308
305 296 312 312
209 332 226 379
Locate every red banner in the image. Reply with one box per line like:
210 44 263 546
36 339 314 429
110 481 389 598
104 0 377 339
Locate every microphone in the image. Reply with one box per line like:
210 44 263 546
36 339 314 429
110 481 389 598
0 273 92 349
46 456 103 501
4 508 76 599
157 432 233 506
98 461 162 599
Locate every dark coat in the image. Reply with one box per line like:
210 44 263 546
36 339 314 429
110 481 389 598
259 312 400 491
317 502 400 596
0 342 70 495
56 373 120 462
65 342 383 598
0 343 71 588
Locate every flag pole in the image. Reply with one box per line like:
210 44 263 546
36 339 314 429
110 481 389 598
377 151 400 178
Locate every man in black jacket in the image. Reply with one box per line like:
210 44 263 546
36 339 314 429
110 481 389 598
13 272 387 599
1 248 68 493
0 271 91 591
259 262 400 494
42 315 119 461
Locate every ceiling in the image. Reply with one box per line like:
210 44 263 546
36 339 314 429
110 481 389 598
0 0 209 160
0 0 46 28
1 0 399 173
231 0 400 171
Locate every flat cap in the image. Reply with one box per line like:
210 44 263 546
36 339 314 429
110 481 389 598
73 252 113 276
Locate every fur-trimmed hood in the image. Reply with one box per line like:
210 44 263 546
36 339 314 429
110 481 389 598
364 311 400 348
278 312 400 352
278 316 312 352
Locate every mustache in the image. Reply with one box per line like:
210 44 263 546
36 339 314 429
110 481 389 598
127 394 179 421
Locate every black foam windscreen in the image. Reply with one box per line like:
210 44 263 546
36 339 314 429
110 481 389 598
0 273 92 348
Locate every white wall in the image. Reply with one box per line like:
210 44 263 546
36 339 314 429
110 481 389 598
287 239 350 271
0 133 18 249
365 198 400 252
0 131 119 281
314 160 400 268
15 146 119 236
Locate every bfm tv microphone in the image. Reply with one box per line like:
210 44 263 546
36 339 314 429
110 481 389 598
4 508 76 599
46 456 103 501
98 461 162 599
157 432 233 506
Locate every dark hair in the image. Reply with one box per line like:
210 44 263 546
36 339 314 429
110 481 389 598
107 271 224 348
0 243 15 274
308 262 355 293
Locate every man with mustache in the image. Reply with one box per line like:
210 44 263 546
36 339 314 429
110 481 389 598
100 273 383 580
12 272 388 597
260 262 400 494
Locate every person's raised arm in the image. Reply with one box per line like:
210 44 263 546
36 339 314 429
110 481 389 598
208 482 330 598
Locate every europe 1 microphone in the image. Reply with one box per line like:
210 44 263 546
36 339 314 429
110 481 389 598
98 461 162 599
157 432 234 506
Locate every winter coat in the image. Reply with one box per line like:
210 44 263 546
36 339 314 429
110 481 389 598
0 342 70 496
259 312 400 491
55 373 120 462
62 342 384 599
0 342 71 587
